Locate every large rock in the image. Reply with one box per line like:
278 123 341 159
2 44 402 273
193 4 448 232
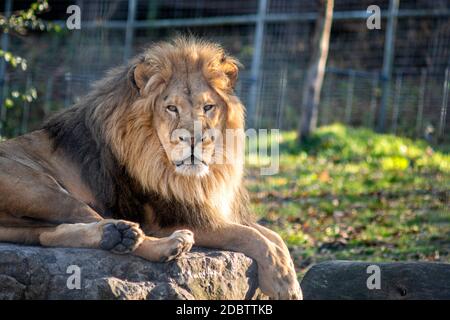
0 243 263 300
301 260 450 300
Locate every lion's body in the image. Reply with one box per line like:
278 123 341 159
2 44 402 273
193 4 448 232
0 37 301 299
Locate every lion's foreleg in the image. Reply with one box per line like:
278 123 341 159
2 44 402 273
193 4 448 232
250 222 290 253
39 219 145 254
0 226 51 245
193 222 302 300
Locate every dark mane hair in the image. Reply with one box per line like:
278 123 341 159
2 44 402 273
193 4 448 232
43 66 147 223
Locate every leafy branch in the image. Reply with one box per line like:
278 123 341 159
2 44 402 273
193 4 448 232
0 0 61 35
0 0 59 113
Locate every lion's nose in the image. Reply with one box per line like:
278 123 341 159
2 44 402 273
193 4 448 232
178 134 200 147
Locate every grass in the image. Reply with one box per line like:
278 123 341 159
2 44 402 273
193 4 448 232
246 124 450 279
2 127 449 280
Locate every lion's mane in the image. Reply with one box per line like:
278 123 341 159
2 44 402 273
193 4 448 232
44 37 252 229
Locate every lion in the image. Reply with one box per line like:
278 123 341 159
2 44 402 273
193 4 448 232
0 37 301 300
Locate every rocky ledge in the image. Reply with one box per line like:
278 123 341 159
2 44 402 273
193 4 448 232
0 243 264 300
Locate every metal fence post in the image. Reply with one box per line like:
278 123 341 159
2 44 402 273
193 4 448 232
415 68 426 137
276 67 288 129
368 74 379 128
321 72 332 126
345 70 355 124
64 72 72 108
44 76 54 116
377 0 399 132
438 67 449 139
124 0 137 63
391 72 403 134
247 0 267 128
20 74 32 134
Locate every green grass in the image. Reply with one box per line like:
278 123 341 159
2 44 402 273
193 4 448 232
246 124 450 278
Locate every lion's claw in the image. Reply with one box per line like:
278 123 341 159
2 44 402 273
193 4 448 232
160 229 194 262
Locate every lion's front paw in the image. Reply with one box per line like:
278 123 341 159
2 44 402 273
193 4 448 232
160 229 195 262
99 220 145 254
258 244 303 300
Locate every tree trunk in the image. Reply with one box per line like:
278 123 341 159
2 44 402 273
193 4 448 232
298 0 334 142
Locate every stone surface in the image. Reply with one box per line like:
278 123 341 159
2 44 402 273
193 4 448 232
301 260 450 300
0 243 263 300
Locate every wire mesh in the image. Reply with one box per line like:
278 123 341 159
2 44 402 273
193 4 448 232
0 0 448 143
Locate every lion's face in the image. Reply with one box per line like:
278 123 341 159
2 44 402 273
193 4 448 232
152 73 226 177
108 37 246 200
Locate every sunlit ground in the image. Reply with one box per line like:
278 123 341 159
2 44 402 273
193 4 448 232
246 124 450 279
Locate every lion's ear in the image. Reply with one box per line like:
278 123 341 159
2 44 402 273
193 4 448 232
130 62 150 91
221 55 241 89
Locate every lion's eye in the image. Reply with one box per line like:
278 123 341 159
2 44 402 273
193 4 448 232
203 104 215 112
166 105 178 113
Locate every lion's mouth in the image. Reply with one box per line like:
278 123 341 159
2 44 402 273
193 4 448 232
173 155 209 177
174 155 207 167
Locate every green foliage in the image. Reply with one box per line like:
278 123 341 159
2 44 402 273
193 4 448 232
3 87 38 110
247 124 450 278
0 50 27 70
0 1 60 130
0 0 60 34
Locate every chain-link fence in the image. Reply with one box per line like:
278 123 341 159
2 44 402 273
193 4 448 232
0 0 449 144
